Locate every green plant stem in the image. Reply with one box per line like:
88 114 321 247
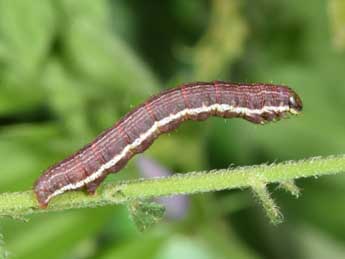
252 183 283 224
0 155 344 217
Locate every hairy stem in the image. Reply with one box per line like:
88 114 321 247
0 155 344 217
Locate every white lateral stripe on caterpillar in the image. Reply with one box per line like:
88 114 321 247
45 103 291 203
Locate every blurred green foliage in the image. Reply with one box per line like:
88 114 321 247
329 0 345 50
0 0 345 258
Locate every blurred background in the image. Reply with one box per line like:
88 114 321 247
1 0 345 258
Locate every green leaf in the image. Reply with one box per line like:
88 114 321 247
0 0 56 114
41 60 94 138
128 200 165 232
100 230 168 259
6 208 114 259
0 124 62 191
59 0 159 105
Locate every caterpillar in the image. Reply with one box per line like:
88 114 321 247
34 81 303 207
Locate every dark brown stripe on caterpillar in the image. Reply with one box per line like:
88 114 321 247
34 81 303 207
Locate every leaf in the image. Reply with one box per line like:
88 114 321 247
59 0 159 106
128 200 165 232
0 124 62 191
0 0 56 114
101 230 168 259
6 208 114 259
41 60 94 138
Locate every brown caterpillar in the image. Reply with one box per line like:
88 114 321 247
34 81 303 207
